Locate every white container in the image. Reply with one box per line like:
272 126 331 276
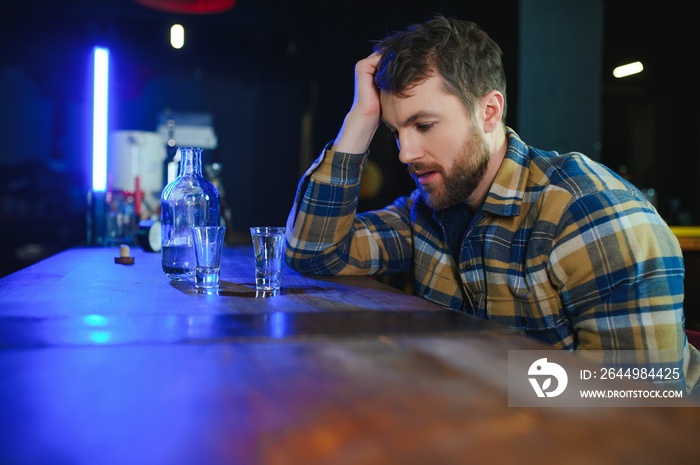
108 130 166 196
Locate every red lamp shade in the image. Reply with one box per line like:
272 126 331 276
135 0 235 14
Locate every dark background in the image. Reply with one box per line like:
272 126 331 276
0 0 698 278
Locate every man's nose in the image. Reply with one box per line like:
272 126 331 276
397 134 422 165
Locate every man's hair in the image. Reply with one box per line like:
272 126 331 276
373 15 507 121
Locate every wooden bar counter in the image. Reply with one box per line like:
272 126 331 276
0 245 698 465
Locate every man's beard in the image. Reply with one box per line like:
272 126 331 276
409 130 490 210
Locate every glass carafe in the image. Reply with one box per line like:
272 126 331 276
160 147 220 282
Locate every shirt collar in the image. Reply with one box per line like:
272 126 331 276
481 127 531 218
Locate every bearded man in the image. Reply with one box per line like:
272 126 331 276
284 16 699 396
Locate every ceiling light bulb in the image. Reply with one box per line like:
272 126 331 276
613 61 643 78
171 24 185 49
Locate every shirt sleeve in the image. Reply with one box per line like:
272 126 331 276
285 143 414 276
549 188 689 379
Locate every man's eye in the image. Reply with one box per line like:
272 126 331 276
417 123 433 132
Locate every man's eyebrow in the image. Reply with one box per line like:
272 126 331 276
401 111 439 127
382 111 439 131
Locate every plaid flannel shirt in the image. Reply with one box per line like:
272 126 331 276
285 128 699 394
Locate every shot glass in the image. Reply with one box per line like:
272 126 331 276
250 226 285 293
191 226 226 289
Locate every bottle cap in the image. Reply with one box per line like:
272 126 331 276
115 244 135 265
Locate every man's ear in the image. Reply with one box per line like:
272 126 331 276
480 90 504 133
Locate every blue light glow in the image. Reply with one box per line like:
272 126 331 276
92 47 109 192
83 314 109 327
269 312 287 338
88 331 112 344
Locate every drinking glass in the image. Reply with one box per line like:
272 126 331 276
250 226 285 294
191 226 226 289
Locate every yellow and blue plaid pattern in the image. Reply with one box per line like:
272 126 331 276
285 128 699 393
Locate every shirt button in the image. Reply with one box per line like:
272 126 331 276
464 264 472 271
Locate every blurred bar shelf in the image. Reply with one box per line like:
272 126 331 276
671 226 700 252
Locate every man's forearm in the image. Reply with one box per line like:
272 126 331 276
285 147 368 274
332 111 380 155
